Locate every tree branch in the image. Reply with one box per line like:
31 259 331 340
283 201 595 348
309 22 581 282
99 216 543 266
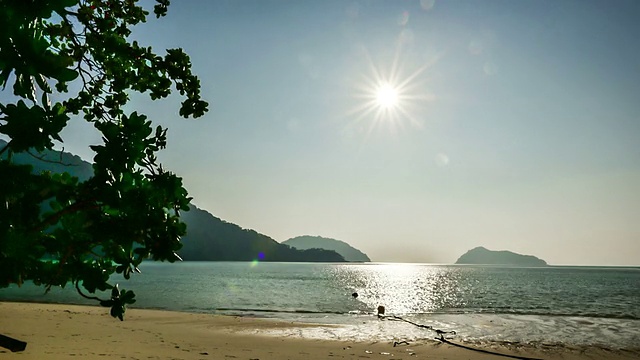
75 280 106 302
31 200 98 233
26 149 75 166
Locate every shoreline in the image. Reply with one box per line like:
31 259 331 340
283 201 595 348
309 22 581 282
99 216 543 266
2 302 639 360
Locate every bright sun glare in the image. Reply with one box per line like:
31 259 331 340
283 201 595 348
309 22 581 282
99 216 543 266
375 83 399 109
346 45 437 137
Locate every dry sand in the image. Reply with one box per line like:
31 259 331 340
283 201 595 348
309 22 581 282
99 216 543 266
1 302 637 360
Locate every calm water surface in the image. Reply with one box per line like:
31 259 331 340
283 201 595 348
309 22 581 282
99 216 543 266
2 262 639 350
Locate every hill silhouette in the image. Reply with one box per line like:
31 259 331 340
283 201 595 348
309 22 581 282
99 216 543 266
180 207 344 262
283 235 370 262
1 139 345 262
455 246 547 266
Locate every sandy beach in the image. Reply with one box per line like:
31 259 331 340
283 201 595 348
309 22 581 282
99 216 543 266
1 302 637 360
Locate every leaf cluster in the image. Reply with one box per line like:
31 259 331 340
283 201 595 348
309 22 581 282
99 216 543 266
0 0 208 319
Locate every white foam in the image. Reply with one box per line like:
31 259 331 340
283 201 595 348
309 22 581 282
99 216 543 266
249 313 640 350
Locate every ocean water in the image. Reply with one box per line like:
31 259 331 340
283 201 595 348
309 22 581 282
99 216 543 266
2 262 639 350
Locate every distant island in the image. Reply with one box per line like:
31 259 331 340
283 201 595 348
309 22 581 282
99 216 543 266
455 246 547 266
283 235 371 262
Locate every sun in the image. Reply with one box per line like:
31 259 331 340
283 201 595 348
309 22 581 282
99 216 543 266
345 45 437 137
375 83 399 109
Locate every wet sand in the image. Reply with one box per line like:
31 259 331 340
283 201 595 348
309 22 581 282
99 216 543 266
1 302 637 360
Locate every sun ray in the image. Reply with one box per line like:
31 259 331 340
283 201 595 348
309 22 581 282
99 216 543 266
344 43 438 139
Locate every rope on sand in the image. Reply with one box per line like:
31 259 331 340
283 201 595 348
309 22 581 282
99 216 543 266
378 314 544 360
435 336 544 360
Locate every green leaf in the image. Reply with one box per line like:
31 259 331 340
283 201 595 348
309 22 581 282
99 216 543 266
1 0 207 321
53 68 78 82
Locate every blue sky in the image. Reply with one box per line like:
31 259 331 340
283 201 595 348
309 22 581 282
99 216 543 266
53 0 640 265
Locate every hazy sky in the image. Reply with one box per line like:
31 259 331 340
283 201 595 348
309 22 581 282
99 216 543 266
53 0 640 265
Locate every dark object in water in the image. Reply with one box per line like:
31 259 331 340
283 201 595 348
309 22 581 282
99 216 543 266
0 334 27 352
377 305 385 316
352 292 358 298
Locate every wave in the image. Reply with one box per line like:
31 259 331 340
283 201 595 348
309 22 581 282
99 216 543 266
428 308 640 321
212 306 640 321
215 307 349 316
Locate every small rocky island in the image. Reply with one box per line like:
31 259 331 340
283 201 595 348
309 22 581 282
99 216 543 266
283 235 371 262
455 246 547 266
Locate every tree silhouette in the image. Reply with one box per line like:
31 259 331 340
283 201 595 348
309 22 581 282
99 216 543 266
0 0 208 320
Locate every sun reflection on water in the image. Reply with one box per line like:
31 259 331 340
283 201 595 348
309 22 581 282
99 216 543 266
328 264 464 316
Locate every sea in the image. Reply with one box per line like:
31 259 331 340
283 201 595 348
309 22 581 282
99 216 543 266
1 262 639 351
